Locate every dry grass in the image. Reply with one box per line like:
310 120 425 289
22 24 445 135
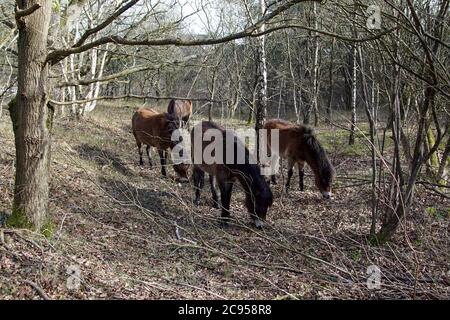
0 103 448 299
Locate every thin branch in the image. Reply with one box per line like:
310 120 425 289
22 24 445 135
58 54 198 87
49 94 226 106
47 0 324 64
1 20 14 29
74 0 139 48
22 280 51 300
421 184 450 199
47 24 395 66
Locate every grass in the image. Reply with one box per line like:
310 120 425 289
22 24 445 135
0 102 448 299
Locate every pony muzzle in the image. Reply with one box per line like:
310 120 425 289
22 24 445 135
322 191 332 199
254 218 264 229
177 176 189 183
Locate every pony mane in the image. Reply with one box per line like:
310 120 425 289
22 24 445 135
302 128 335 183
301 125 314 136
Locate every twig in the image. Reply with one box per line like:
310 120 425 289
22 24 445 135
417 180 449 189
421 184 450 199
334 181 372 189
22 280 51 300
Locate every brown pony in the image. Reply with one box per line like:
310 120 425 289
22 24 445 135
191 121 273 228
132 107 189 181
167 99 192 127
263 119 335 199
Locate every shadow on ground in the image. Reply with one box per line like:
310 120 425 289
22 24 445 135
76 144 134 176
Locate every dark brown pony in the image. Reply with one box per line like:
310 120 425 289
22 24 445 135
191 121 273 228
263 119 335 199
132 107 189 181
167 99 192 127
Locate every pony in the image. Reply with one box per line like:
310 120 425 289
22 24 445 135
263 118 335 199
191 121 273 228
167 99 192 128
132 107 189 181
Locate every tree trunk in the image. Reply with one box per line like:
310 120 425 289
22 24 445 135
377 19 404 242
208 67 217 122
377 0 447 242
358 46 378 237
312 2 320 126
255 0 268 161
437 134 450 184
326 35 335 124
425 128 440 177
348 43 357 145
8 0 53 232
83 45 108 115
285 32 299 123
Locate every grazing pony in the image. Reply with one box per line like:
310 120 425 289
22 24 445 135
132 107 189 181
167 99 193 128
263 119 335 199
191 121 273 228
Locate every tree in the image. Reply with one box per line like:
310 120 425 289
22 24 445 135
255 0 268 161
377 0 449 242
8 0 53 231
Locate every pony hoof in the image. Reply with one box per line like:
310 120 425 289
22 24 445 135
194 199 200 206
212 202 220 209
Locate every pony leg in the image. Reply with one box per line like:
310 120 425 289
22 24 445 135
209 175 220 209
218 180 233 226
270 175 277 185
298 161 305 191
158 149 167 176
193 167 205 206
146 145 153 168
270 156 280 185
285 159 295 193
136 140 144 166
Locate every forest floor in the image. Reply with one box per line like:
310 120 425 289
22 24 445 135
0 102 448 299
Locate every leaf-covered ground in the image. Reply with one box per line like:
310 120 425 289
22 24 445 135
0 103 448 299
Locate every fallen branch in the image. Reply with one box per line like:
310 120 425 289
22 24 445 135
421 184 450 199
334 181 372 189
417 180 450 189
22 280 51 300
